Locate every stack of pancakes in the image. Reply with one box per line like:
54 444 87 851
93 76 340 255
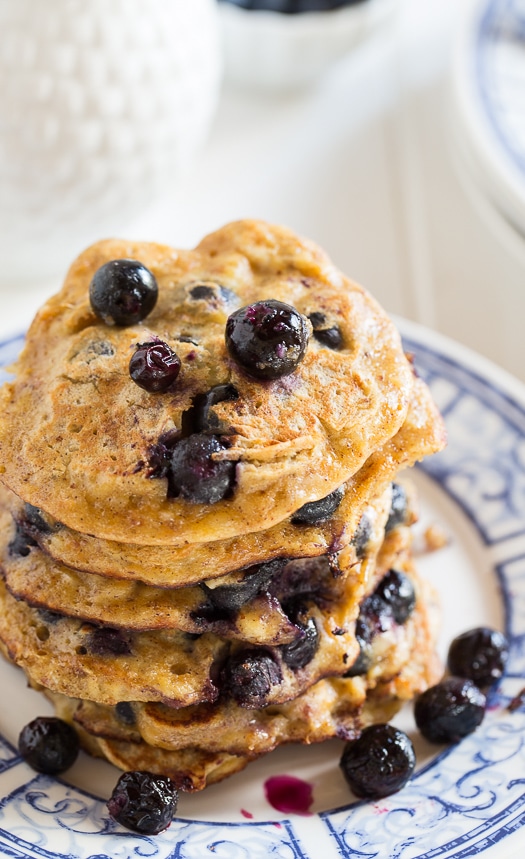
0 221 445 791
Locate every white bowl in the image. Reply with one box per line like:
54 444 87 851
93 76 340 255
219 0 396 91
0 0 222 283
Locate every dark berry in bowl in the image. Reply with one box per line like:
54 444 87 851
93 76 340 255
385 482 408 533
89 259 158 326
291 485 344 525
225 299 309 379
107 770 178 835
340 724 416 799
18 717 80 774
374 569 416 625
129 340 181 393
414 677 486 744
447 627 509 687
168 433 236 504
222 649 282 708
280 602 319 669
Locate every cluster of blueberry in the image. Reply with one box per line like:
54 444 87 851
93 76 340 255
16 624 509 833
339 625 509 799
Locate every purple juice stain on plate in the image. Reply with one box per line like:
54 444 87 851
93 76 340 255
264 774 314 816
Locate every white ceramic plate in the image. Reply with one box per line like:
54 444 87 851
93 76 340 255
0 318 524 858
452 0 525 236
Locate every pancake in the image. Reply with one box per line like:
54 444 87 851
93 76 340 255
7 376 444 587
46 562 441 791
0 220 416 545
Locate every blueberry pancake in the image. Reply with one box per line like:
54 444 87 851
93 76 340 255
4 376 444 587
0 220 446 792
46 559 440 791
0 221 416 545
0 485 394 643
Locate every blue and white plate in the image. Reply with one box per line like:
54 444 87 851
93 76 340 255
452 0 525 236
0 318 524 859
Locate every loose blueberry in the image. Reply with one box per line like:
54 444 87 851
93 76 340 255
18 717 79 774
385 482 408 533
222 650 282 708
291 486 344 525
168 433 236 504
374 569 416 625
414 677 486 744
129 340 181 393
107 770 178 835
89 259 158 326
308 311 343 349
226 299 309 379
447 627 509 688
201 558 286 612
280 602 318 669
340 724 415 799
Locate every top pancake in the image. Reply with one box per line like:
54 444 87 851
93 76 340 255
0 220 414 545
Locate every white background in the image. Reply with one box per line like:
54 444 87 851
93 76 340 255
1 0 524 383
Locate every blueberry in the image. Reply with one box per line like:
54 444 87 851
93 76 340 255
344 642 372 677
189 282 238 306
168 433 236 504
385 482 408 533
308 311 343 350
188 384 239 434
414 677 486 744
201 558 286 612
8 521 37 557
374 570 416 625
129 340 181 393
351 510 373 559
222 650 282 708
24 503 53 534
280 602 318 669
89 259 158 326
86 627 132 656
343 591 394 679
340 724 415 799
291 486 344 525
18 717 79 774
107 771 178 835
115 702 136 726
221 1 368 11
447 627 509 688
225 300 309 379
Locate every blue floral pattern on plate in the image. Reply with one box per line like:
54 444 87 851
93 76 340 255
0 324 524 858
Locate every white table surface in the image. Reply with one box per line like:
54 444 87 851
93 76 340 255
1 0 524 382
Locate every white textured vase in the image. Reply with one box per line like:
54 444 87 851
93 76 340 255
0 0 222 282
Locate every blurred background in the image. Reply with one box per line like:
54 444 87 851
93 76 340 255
1 0 524 381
